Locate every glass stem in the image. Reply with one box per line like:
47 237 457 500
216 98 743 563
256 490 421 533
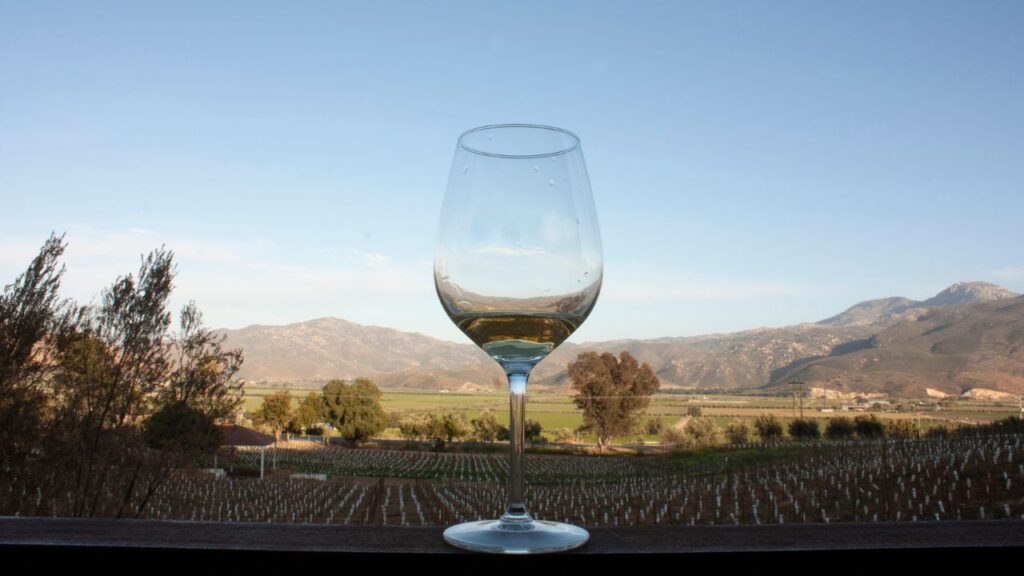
501 366 533 526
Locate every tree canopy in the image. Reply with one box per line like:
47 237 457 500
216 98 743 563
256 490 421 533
160 302 244 422
322 378 387 445
0 233 246 518
567 351 660 453
753 414 784 441
0 233 83 476
294 392 327 433
470 409 501 443
144 401 224 453
255 390 294 440
427 413 468 451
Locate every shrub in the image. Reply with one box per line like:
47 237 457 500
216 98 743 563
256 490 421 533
490 419 543 444
988 416 1024 434
854 414 886 439
470 410 502 443
644 416 664 436
552 428 579 443
660 426 688 447
685 417 720 448
525 419 544 444
788 418 821 440
825 417 856 439
724 419 750 445
398 414 430 441
885 419 921 439
753 414 784 441
427 413 469 450
144 401 223 454
386 410 403 428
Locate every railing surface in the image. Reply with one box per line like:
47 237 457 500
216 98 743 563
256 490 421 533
2 516 1021 555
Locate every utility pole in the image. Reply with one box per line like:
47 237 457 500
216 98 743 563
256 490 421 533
790 381 806 420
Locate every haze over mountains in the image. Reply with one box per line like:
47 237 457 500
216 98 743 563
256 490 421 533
219 282 1024 398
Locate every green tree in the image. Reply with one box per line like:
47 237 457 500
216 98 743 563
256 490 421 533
322 378 387 445
990 416 1024 434
525 418 544 444
788 418 821 440
0 234 83 484
144 401 224 454
552 428 580 443
160 302 244 422
685 405 703 417
854 414 886 439
46 247 177 519
0 237 246 519
885 418 920 439
753 413 784 442
427 413 468 451
685 417 720 448
660 425 688 448
398 413 430 441
385 410 403 429
254 390 293 441
644 416 664 436
470 409 502 443
825 416 856 439
294 392 327 433
568 351 660 453
725 419 750 444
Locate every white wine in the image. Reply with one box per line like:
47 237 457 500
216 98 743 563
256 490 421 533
453 311 581 364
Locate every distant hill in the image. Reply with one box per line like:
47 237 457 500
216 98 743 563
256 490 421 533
818 282 1017 327
920 281 1018 307
771 295 1024 397
220 318 874 393
531 324 875 392
220 282 1022 398
817 296 920 327
217 317 496 384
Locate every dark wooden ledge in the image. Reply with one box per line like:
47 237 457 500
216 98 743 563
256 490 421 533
2 518 1024 565
2 517 1022 566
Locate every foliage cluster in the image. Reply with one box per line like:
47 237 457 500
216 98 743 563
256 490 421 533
0 234 245 518
396 409 544 450
568 351 660 453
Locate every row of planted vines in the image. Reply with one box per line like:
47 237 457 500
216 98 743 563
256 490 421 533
6 434 1023 527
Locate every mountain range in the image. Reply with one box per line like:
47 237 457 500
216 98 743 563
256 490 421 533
218 281 1024 398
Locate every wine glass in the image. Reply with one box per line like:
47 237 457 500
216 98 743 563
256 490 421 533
434 124 602 554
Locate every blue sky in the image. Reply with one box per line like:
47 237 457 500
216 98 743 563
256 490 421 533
2 1 1022 343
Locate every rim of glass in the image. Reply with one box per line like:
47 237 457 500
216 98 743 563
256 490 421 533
458 124 580 159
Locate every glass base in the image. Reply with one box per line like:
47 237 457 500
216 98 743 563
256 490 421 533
443 518 590 554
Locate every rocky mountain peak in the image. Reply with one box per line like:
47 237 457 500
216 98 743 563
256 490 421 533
921 282 1019 307
819 281 1018 327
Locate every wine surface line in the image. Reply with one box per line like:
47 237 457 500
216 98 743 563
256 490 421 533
452 311 581 365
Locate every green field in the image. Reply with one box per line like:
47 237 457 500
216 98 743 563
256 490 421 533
238 386 1023 445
